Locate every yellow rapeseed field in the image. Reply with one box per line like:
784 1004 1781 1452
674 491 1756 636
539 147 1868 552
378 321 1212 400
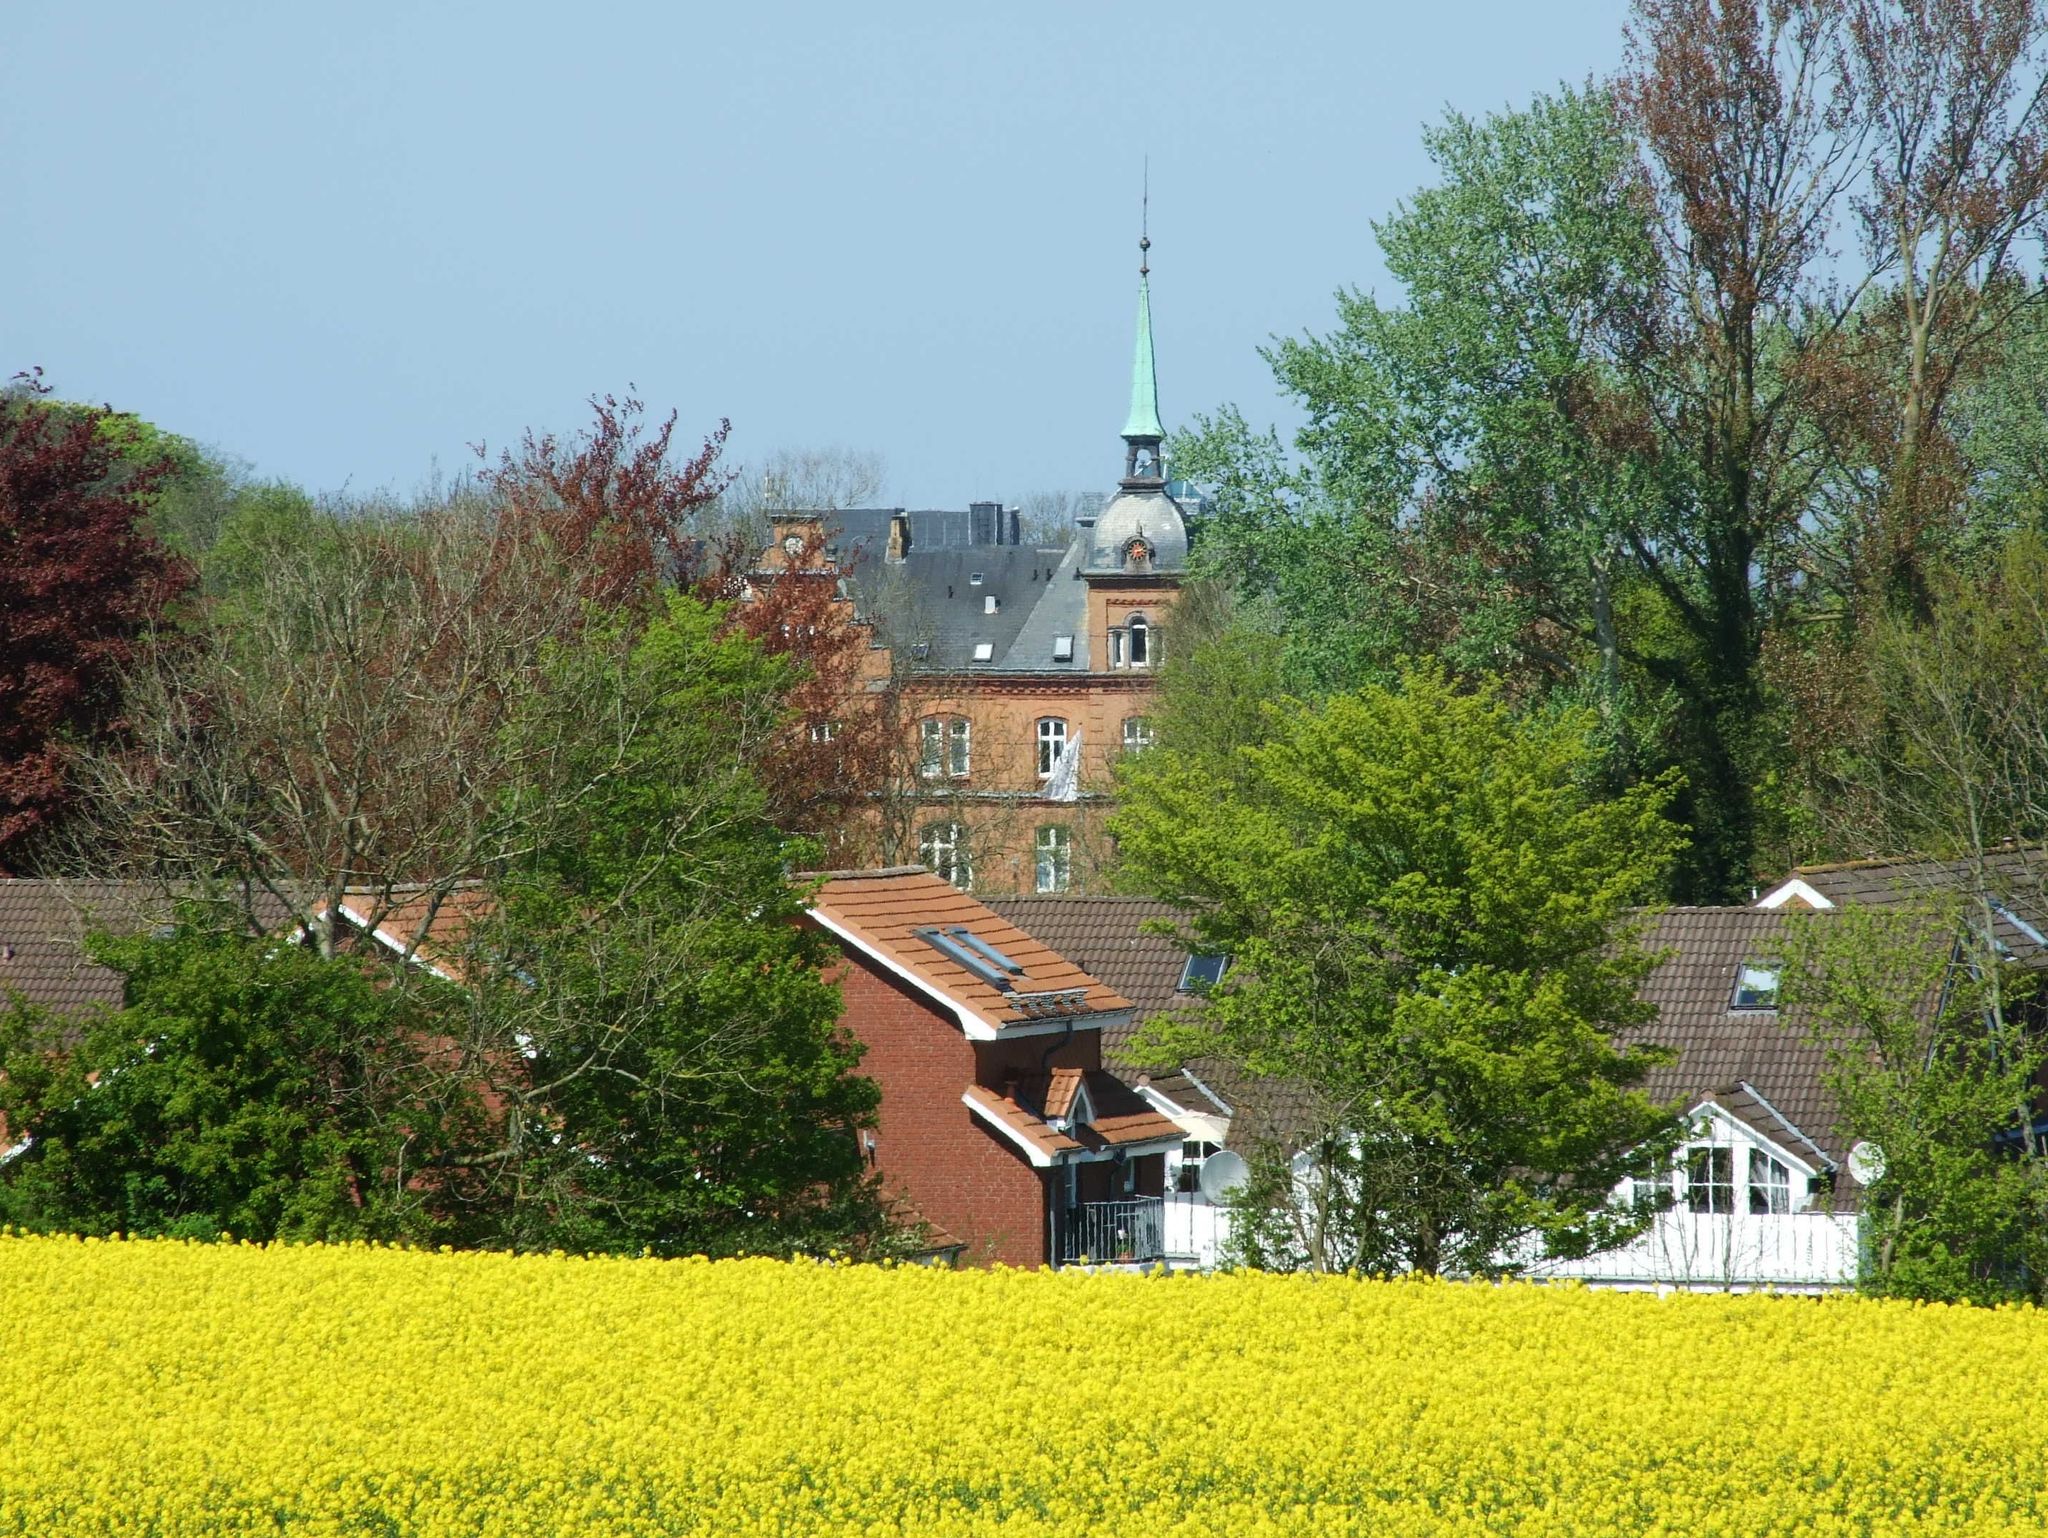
1 1235 2042 1535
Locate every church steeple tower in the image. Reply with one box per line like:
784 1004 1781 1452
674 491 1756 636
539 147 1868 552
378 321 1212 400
1081 202 1189 582
1121 202 1165 484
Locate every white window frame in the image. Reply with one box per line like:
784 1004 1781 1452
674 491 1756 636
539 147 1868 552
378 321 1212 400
1122 716 1154 753
1175 1139 1221 1194
1034 825 1073 893
1732 962 1781 1010
1748 1148 1792 1214
1127 613 1150 667
920 716 970 779
917 821 971 891
1036 716 1068 779
1684 1145 1736 1214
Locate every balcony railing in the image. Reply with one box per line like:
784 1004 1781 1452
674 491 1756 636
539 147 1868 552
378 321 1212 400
1057 1197 1165 1266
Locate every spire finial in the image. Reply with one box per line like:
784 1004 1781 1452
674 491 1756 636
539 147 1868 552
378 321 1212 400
1121 167 1165 459
1140 157 1150 276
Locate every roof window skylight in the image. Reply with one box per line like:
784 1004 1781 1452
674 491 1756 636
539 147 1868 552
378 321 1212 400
1052 635 1074 662
972 642 994 662
1179 954 1230 992
914 925 1023 987
1731 963 1780 1010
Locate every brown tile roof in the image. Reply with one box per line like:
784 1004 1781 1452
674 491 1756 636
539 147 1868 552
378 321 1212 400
966 1069 1185 1167
986 896 1317 1145
810 871 1130 1034
323 885 495 980
1042 1066 1083 1121
963 1083 1084 1163
1008 1068 1185 1149
1768 850 2048 963
1631 907 1864 1193
0 880 164 1026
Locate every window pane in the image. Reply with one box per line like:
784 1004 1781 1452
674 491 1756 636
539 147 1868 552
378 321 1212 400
1128 615 1149 665
1035 825 1071 893
918 822 971 891
1036 717 1068 777
1686 1146 1734 1214
1123 716 1154 752
948 718 970 776
919 718 942 778
1732 963 1781 1009
1748 1149 1791 1214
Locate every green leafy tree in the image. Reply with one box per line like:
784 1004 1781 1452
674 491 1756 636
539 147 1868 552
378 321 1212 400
0 919 465 1242
1782 900 2048 1304
1113 662 1686 1275
454 597 887 1258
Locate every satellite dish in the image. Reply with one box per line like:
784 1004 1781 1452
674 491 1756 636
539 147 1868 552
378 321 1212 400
1848 1140 1887 1186
1197 1149 1250 1202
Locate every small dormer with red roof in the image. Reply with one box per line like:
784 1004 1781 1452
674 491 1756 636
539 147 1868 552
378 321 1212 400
806 867 1183 1266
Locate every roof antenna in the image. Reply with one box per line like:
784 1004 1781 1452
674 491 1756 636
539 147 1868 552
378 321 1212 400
1140 156 1150 276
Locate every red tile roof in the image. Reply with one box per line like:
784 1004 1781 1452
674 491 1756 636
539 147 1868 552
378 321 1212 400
807 869 1131 1036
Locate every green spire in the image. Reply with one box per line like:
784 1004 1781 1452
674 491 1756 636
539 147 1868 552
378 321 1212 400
1121 249 1164 442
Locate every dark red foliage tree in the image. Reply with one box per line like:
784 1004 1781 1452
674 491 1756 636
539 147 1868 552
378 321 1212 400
0 380 192 870
703 528 900 866
478 392 732 619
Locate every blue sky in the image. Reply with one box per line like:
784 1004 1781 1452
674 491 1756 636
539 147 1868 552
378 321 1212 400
4 2 1630 506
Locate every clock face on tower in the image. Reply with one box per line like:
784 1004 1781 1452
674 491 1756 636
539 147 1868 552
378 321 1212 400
1124 536 1153 566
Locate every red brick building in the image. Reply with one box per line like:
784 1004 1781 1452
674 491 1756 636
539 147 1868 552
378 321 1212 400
806 867 1183 1265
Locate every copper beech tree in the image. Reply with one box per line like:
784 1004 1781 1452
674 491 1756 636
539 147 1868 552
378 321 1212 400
0 373 191 871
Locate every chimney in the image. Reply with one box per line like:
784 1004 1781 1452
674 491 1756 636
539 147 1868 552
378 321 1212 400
886 510 912 563
969 500 1001 545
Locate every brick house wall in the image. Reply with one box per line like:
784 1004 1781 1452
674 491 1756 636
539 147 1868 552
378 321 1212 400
832 949 1059 1266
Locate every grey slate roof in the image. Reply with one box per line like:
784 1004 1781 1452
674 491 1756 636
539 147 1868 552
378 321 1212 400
844 538 1094 675
793 493 1179 676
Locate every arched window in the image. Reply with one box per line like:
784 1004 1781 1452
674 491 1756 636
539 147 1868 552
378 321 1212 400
1127 613 1150 667
1036 716 1069 778
919 715 971 779
1034 825 1072 893
918 821 971 890
1122 716 1154 754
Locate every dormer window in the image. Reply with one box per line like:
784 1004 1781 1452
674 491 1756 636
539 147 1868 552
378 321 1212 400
1732 963 1780 1010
